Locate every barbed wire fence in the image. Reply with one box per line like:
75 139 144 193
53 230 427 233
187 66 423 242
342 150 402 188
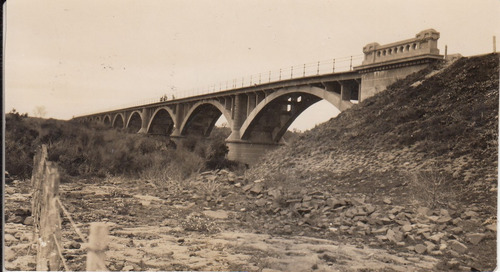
31 144 109 271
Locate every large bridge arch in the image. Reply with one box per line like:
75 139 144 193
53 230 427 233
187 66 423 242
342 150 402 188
239 86 347 143
146 107 176 135
126 111 143 133
112 113 125 129
179 100 233 137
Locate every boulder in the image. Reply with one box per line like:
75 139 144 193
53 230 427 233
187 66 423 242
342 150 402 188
436 215 453 224
5 233 18 242
255 198 267 207
450 226 464 234
364 204 376 215
429 233 445 243
386 229 398 243
462 210 478 219
326 197 346 208
417 207 430 216
267 188 282 199
242 184 253 192
448 240 468 254
372 227 388 235
401 224 412 233
20 233 31 242
380 217 393 225
440 209 450 217
250 183 264 195
10 216 24 224
414 244 427 254
122 265 135 271
466 233 486 245
5 247 16 262
424 241 436 252
485 223 496 232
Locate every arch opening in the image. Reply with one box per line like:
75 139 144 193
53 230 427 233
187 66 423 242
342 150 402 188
113 115 124 129
181 104 223 137
103 116 111 126
289 100 340 132
241 92 324 143
127 112 142 133
148 109 174 135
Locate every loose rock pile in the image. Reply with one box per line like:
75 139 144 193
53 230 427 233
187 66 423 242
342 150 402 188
191 170 496 270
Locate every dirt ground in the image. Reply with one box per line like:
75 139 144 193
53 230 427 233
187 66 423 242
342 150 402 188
4 169 496 271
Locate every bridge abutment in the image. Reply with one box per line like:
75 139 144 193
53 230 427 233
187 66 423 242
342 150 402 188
355 29 443 101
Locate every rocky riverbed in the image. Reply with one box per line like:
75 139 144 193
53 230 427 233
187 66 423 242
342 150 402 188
4 169 496 271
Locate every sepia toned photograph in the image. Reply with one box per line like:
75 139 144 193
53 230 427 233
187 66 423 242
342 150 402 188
3 0 499 271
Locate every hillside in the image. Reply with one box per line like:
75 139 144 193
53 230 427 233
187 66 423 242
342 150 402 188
245 53 498 269
250 53 498 203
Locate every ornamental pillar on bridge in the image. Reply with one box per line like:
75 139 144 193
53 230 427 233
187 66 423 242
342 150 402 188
355 29 443 101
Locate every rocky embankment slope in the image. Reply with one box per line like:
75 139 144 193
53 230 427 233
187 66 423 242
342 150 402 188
243 53 499 270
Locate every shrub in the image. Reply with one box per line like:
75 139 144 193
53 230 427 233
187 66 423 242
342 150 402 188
5 113 38 178
5 115 240 182
407 170 459 209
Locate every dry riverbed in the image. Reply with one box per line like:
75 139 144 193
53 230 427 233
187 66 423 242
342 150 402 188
4 170 495 271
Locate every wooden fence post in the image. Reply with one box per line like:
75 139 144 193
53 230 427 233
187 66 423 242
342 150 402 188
32 145 62 271
86 222 109 271
32 145 48 243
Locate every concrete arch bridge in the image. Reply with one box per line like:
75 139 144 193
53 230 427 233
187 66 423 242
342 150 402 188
75 29 443 164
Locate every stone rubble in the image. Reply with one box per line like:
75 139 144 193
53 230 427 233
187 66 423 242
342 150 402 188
187 169 496 270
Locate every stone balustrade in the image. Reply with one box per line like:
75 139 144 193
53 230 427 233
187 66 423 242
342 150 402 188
362 29 441 66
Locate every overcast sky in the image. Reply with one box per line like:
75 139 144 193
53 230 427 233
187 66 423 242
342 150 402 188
4 0 500 130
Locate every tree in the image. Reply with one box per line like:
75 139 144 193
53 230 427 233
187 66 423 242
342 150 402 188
33 106 47 118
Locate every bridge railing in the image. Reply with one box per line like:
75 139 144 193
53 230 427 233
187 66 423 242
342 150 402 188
77 54 363 117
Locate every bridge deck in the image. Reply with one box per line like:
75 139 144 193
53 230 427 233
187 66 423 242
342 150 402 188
77 70 360 117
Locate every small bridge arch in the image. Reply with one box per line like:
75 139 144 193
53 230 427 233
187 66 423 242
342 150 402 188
112 113 125 129
179 100 233 137
126 111 143 133
103 115 112 126
146 107 176 135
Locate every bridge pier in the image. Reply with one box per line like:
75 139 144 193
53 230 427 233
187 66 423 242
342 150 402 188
226 140 282 165
138 108 150 134
227 94 247 141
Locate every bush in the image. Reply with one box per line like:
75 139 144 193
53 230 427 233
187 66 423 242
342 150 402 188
407 170 459 209
5 112 38 178
5 115 236 182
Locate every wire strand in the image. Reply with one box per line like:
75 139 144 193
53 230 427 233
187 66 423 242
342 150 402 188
53 233 70 271
56 197 88 244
